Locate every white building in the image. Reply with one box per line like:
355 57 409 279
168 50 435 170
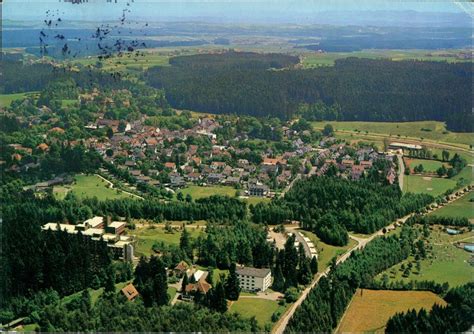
236 267 272 292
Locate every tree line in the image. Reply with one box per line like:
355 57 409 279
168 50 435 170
406 214 472 228
145 53 472 131
386 282 474 333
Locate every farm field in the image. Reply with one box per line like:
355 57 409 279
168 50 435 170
403 175 457 196
230 297 285 328
299 230 357 271
377 226 474 287
53 174 134 201
430 191 473 219
337 289 447 333
178 185 237 200
311 120 474 148
404 158 446 173
302 49 472 68
133 225 204 256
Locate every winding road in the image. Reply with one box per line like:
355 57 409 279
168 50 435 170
272 213 413 334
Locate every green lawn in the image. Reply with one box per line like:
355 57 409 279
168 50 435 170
54 174 134 201
242 196 271 206
133 225 204 256
61 99 77 107
312 120 473 148
230 298 285 328
0 91 38 107
406 159 446 173
179 185 237 200
168 286 177 301
403 175 457 196
376 226 474 287
430 192 474 219
452 165 473 184
299 230 357 271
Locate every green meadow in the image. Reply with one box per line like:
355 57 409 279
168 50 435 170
403 175 457 196
312 120 473 148
376 226 474 287
53 174 134 201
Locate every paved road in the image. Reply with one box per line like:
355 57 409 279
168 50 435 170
397 154 405 191
272 214 413 334
272 186 473 334
281 174 301 197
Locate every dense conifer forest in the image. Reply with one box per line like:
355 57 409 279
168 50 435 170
251 176 433 245
145 53 472 131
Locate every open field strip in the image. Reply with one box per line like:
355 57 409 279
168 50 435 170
312 121 473 149
133 225 204 256
53 174 136 201
337 289 447 333
429 191 473 219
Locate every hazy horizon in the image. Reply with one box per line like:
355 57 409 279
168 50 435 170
4 0 472 25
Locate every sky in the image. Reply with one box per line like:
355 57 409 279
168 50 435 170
3 0 470 22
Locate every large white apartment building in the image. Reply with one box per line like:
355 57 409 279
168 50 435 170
236 267 272 292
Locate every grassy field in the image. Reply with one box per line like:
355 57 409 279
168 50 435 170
230 298 285 328
0 91 38 107
403 175 457 196
452 165 473 184
377 226 474 287
302 49 471 68
53 174 134 201
405 158 446 173
312 121 473 148
61 99 77 107
133 225 204 256
430 191 474 220
241 196 271 206
338 289 447 333
178 185 237 200
299 230 357 272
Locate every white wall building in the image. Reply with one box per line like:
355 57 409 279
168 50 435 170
236 267 272 292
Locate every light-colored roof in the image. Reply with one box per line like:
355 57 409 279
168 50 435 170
82 228 104 237
109 221 125 228
193 270 206 282
102 233 118 241
42 223 77 234
84 216 104 228
236 267 271 278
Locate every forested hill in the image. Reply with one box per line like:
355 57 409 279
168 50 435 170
145 53 472 132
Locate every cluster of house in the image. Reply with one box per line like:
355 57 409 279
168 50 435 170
172 261 272 301
313 143 397 184
41 216 135 261
83 115 313 196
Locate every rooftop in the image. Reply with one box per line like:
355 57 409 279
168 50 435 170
236 266 271 278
